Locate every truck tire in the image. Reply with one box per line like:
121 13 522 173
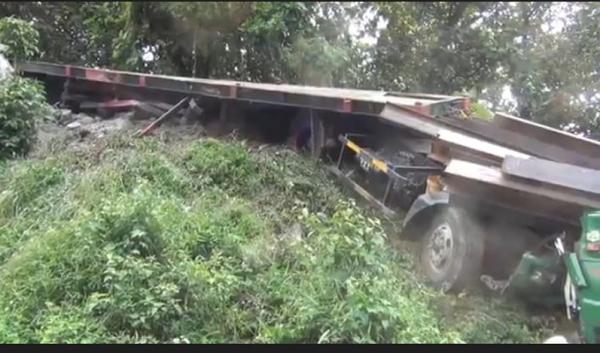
418 207 484 293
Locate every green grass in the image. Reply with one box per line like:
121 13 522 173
0 134 549 343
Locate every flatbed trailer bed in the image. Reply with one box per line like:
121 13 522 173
21 61 600 228
21 62 451 116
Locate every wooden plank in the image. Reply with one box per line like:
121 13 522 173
444 159 600 210
502 156 600 195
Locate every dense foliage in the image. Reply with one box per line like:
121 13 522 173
0 135 547 343
0 17 39 66
0 76 50 160
0 17 50 160
0 2 598 136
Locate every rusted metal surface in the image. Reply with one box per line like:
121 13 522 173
22 61 456 117
26 61 600 169
444 159 600 213
437 129 530 163
384 102 600 170
494 112 600 160
502 156 600 194
380 98 600 170
429 140 511 168
378 104 440 137
433 114 600 170
443 159 600 225
380 103 531 167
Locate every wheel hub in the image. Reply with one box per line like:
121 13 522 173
427 223 454 272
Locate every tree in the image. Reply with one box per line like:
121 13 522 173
0 17 39 68
485 2 600 135
0 19 51 160
239 2 318 82
0 2 123 68
0 1 598 137
283 36 347 86
115 2 254 76
371 2 511 94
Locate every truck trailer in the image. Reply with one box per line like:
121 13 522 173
21 61 600 342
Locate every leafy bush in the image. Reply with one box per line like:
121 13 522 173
37 304 110 344
183 138 259 192
0 136 547 343
0 17 49 160
0 76 51 160
470 100 494 120
0 17 39 65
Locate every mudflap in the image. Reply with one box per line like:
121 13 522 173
400 191 449 240
402 192 449 228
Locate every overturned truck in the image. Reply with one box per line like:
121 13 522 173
22 61 600 341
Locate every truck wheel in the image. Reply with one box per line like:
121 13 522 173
418 207 484 293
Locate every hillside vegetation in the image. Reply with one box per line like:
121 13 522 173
0 134 549 343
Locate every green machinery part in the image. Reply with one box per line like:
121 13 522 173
504 249 565 308
498 210 600 343
567 210 600 343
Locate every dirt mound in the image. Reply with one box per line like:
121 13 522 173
31 108 208 159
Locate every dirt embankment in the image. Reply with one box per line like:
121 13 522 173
0 102 557 343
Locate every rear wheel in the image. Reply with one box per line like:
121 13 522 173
419 207 484 292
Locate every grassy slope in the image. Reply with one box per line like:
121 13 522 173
0 134 549 343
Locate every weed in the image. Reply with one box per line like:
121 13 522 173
0 136 546 343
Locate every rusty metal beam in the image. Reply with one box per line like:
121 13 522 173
443 159 600 226
494 112 600 160
23 62 452 117
502 156 600 194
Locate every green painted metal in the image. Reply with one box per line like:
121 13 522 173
506 251 564 307
566 253 587 288
572 210 600 343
